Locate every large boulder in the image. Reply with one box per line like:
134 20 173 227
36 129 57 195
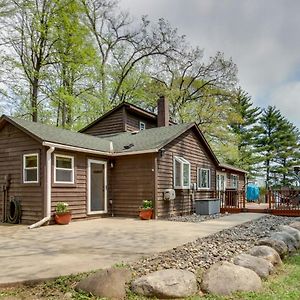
289 221 300 231
201 262 262 296
271 231 298 252
248 245 282 266
257 238 288 258
131 269 197 299
76 268 132 299
278 225 300 248
233 253 274 279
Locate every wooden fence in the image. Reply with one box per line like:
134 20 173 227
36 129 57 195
267 189 300 216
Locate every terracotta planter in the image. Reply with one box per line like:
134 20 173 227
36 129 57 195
139 209 153 220
54 212 72 225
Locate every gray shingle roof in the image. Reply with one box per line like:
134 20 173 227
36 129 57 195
105 123 194 153
2 115 194 155
4 116 112 153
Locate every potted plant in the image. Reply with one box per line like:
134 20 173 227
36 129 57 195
54 202 72 225
139 200 153 220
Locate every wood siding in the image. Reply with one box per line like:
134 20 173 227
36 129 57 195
109 154 155 217
0 123 44 224
225 171 246 190
82 107 125 136
156 128 218 218
125 112 156 132
51 150 110 220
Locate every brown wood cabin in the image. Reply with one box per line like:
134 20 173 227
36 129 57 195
0 97 246 225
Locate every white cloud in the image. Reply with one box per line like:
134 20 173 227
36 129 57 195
269 81 300 127
119 0 300 128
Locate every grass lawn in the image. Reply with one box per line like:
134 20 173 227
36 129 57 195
0 253 299 299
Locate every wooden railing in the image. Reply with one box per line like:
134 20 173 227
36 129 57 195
267 189 300 212
195 189 246 210
218 190 245 209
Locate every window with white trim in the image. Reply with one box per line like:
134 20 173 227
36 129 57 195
231 174 238 189
217 173 226 191
54 154 74 184
197 168 211 189
173 156 190 189
23 153 39 183
139 121 146 130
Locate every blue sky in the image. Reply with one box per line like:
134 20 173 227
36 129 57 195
120 0 300 129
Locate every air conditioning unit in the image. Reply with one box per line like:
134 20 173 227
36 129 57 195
164 189 176 201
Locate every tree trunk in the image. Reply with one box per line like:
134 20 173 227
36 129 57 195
31 78 39 122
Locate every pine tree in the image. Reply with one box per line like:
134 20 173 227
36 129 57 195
254 106 299 188
272 120 300 187
229 88 261 176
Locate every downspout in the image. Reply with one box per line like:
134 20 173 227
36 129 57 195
28 146 55 229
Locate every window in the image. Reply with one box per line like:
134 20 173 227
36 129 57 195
54 154 74 184
139 121 146 130
231 174 238 189
197 168 211 189
217 173 226 191
173 156 190 189
23 153 39 183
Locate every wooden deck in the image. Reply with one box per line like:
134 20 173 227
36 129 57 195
219 189 300 216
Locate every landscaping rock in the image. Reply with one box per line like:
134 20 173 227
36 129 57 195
233 253 274 278
76 268 132 300
248 245 282 266
130 215 296 276
289 221 300 231
257 238 288 258
131 269 197 299
271 231 298 252
279 225 300 248
201 261 262 296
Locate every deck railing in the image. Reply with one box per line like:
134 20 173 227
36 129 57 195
218 190 245 209
267 189 300 212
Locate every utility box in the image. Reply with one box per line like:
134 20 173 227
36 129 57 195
163 189 176 201
195 199 220 215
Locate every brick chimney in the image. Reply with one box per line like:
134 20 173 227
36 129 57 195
157 95 169 127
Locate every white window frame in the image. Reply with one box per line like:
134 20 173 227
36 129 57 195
173 156 191 189
87 159 107 215
54 154 74 184
139 121 146 131
216 172 227 191
23 153 39 183
197 168 211 189
231 174 238 189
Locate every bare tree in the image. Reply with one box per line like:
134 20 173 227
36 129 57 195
81 0 184 103
1 0 59 121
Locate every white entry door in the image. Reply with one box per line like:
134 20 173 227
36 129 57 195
87 159 107 214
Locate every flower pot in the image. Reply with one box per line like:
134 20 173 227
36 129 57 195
139 209 153 220
54 212 72 225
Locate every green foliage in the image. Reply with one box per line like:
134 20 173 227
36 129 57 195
55 202 69 213
254 106 300 188
141 200 153 210
228 88 261 177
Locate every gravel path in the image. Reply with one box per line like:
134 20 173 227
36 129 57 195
130 215 298 276
168 213 229 223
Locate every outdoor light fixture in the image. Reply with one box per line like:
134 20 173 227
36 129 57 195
159 148 166 157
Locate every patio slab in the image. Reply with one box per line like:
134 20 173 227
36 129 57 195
0 213 264 286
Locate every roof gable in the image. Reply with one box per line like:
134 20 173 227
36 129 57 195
79 102 158 133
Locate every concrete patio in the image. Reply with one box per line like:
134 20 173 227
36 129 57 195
0 213 264 286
